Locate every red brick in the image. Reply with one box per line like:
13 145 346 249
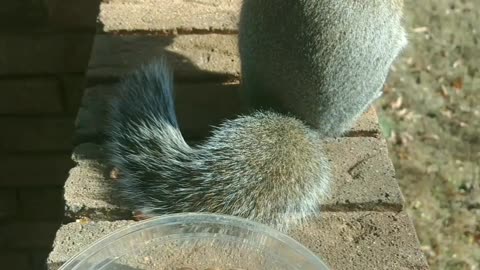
0 251 31 270
0 117 75 152
0 221 59 249
18 188 64 221
0 189 17 220
0 78 62 114
0 154 73 187
62 75 86 115
0 33 94 75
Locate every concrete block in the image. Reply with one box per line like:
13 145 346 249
291 211 429 270
322 137 404 211
0 117 74 152
64 143 132 221
0 33 93 75
64 134 403 221
0 189 17 220
46 212 427 270
74 82 380 145
0 154 73 187
97 0 241 33
87 34 239 82
347 107 382 138
0 78 62 114
47 220 135 270
18 188 64 221
66 78 396 219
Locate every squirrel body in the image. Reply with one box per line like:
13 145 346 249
239 0 407 136
106 0 407 231
106 59 330 231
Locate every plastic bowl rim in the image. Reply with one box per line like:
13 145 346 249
58 212 329 270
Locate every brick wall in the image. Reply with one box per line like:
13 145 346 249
46 1 428 269
0 1 99 269
0 1 428 269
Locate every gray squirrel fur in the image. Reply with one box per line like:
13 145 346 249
106 58 331 232
105 0 406 231
239 0 407 136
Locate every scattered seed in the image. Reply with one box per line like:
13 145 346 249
110 167 121 180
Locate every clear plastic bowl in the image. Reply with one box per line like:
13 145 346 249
59 213 329 270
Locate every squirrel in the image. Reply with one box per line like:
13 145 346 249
239 0 407 137
105 0 407 231
106 58 331 232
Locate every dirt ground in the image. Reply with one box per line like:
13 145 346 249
374 0 479 269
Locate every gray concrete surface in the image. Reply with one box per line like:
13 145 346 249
74 82 381 145
87 34 240 82
47 220 135 270
98 0 241 33
47 1 429 269
64 133 404 221
47 212 426 270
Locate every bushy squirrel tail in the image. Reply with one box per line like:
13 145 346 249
106 57 330 231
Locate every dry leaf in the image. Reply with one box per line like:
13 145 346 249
451 77 464 92
397 148 410 160
454 120 469 128
388 130 397 143
441 110 453 119
404 111 419 121
440 85 449 98
391 96 403 109
413 26 429 33
422 133 440 142
453 59 463 68
397 132 414 146
397 108 409 117
401 132 414 141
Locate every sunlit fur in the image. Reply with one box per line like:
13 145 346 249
239 0 407 136
106 58 331 232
